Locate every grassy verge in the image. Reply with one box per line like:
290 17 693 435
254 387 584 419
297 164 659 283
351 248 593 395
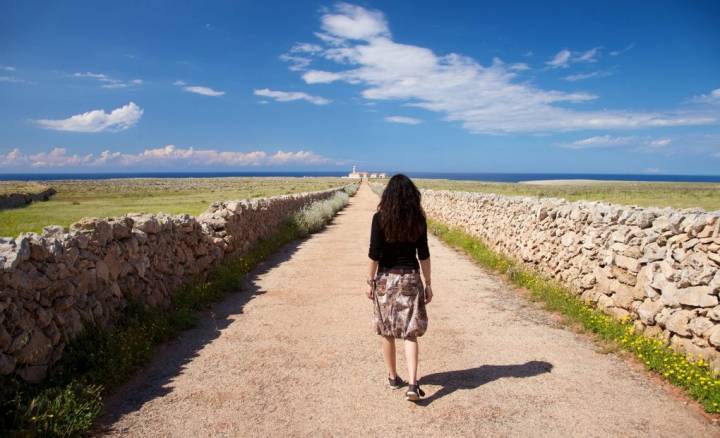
0 189 354 437
428 218 720 414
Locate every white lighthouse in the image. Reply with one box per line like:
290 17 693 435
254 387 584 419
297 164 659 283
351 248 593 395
346 165 385 179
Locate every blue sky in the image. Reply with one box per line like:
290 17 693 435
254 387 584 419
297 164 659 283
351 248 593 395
1 0 719 174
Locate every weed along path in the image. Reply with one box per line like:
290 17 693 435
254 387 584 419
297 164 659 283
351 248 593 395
100 182 717 437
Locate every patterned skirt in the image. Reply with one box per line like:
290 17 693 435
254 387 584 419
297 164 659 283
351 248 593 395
373 268 428 339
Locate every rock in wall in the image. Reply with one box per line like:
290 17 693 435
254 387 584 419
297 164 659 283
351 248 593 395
0 186 346 382
422 189 720 369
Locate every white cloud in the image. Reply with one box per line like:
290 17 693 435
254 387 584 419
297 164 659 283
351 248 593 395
253 88 331 105
510 62 530 71
692 88 720 105
563 71 612 81
547 47 600 68
182 85 225 96
287 4 715 133
648 138 672 148
0 145 332 168
546 49 571 68
280 54 312 71
385 115 421 125
558 135 672 150
281 43 328 71
291 43 323 54
302 70 343 84
610 43 635 56
320 2 389 40
173 81 225 96
576 47 600 63
34 102 143 133
1 65 16 71
270 150 330 164
0 76 26 83
73 71 142 89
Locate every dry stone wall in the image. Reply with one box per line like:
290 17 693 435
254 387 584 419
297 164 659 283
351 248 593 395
0 187 56 210
0 186 347 382
422 189 720 369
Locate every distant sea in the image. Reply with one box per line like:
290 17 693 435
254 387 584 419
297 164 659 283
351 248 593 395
0 171 719 183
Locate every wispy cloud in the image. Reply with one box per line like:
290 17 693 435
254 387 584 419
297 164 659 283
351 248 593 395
546 49 571 68
385 115 421 125
0 76 27 84
557 135 672 150
0 145 332 168
0 65 16 71
173 80 225 96
576 47 600 63
610 43 635 56
254 88 331 105
279 53 312 71
546 47 600 68
185 86 225 96
562 71 613 81
510 62 530 71
692 88 720 105
73 71 143 89
34 102 143 133
285 3 714 134
280 43 325 71
291 43 323 54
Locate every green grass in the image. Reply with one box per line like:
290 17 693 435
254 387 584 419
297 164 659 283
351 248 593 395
0 177 347 237
0 190 353 437
428 218 720 413
413 179 720 211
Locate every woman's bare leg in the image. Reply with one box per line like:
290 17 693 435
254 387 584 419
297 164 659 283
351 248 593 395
403 337 418 384
382 336 397 378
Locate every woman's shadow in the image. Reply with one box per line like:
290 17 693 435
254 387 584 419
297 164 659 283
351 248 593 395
416 360 553 406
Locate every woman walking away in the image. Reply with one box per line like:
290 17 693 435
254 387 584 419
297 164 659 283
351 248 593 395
366 174 433 402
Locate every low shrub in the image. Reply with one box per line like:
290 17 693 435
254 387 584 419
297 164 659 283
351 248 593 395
370 183 384 196
292 191 349 236
428 218 720 414
343 183 359 196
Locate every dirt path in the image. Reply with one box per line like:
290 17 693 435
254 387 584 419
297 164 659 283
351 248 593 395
100 182 717 437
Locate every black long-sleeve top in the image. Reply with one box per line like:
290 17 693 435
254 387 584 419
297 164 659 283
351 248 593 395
368 212 430 269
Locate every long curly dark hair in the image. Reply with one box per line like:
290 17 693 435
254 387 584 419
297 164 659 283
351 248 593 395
377 174 425 242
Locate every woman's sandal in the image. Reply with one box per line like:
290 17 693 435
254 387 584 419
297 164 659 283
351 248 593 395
388 375 406 389
405 383 425 401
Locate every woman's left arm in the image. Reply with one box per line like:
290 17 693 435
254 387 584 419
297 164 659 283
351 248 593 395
367 260 379 299
367 213 382 299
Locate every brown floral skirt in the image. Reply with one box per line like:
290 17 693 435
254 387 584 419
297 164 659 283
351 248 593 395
373 268 428 339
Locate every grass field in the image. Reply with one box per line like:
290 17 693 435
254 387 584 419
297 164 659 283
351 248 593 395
0 177 346 237
0 181 51 196
412 179 720 211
